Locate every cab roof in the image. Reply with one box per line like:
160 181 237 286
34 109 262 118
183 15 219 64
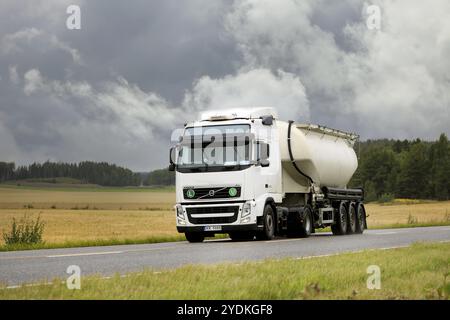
200 107 278 121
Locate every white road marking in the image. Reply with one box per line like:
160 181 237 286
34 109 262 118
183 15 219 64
47 251 123 258
265 238 304 243
0 245 182 261
374 231 398 235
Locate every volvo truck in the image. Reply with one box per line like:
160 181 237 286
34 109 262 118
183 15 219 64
169 107 366 242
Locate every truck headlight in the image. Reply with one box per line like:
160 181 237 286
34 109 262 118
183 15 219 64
175 205 185 220
242 202 251 218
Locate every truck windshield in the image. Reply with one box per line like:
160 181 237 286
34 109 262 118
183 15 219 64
176 124 253 173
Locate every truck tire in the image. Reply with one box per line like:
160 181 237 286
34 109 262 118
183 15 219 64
355 202 366 234
287 205 313 238
298 205 313 238
347 202 357 234
229 232 254 241
256 204 275 240
185 232 205 243
331 202 348 235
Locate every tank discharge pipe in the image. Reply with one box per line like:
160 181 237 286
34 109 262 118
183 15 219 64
287 120 314 185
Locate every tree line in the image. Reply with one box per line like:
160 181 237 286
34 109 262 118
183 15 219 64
0 161 141 187
350 133 449 201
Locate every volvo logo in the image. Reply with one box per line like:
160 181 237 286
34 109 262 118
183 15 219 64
208 190 215 197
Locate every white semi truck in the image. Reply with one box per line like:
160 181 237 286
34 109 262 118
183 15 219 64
169 107 366 243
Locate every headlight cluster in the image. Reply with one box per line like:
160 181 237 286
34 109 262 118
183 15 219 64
175 204 186 225
241 202 251 218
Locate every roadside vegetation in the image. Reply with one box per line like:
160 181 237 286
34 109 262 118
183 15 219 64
1 242 448 299
2 214 45 246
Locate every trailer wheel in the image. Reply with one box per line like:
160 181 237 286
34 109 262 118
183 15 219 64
256 204 275 240
185 232 205 243
347 202 357 234
331 202 348 235
355 203 366 234
298 206 313 238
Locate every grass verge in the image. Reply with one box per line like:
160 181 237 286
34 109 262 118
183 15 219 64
0 234 231 252
1 242 449 299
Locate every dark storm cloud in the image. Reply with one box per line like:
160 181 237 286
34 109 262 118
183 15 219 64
1 0 449 171
0 0 238 170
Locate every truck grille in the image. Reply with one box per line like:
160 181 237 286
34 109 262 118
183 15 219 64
186 206 240 224
183 186 241 200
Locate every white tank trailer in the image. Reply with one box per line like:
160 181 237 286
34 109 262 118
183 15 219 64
170 107 366 242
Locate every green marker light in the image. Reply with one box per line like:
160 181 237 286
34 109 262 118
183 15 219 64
186 189 195 198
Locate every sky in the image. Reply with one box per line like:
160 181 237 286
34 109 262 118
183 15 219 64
0 0 449 171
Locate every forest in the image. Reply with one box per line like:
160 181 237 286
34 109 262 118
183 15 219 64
0 161 141 187
349 133 449 201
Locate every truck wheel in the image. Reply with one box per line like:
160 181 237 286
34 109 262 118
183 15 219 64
298 206 313 238
256 204 275 240
229 232 254 241
347 202 357 234
185 232 205 243
355 203 366 234
331 202 348 235
287 205 313 238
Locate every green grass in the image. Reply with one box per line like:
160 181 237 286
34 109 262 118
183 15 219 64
1 242 448 299
0 234 229 252
0 235 184 252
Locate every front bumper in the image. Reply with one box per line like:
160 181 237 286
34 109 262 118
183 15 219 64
177 223 262 233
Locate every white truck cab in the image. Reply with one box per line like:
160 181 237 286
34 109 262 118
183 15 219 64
169 107 366 242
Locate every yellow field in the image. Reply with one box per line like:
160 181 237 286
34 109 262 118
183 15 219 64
0 186 449 246
366 201 450 227
0 186 174 210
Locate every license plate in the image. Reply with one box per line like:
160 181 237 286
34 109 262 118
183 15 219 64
204 225 222 231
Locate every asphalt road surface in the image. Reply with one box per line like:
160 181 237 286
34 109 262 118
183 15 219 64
1 226 449 287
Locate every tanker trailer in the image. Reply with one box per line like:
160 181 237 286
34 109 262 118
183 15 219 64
170 107 366 243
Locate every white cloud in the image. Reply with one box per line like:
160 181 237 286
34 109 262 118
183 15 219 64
1 28 82 64
23 69 177 138
183 68 309 121
224 0 450 139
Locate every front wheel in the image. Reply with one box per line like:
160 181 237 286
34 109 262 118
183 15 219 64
256 204 275 240
185 232 205 243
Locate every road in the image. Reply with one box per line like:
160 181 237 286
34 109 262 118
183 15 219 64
1 226 449 287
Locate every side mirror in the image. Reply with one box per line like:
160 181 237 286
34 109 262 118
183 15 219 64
169 147 176 171
261 115 273 126
260 159 270 167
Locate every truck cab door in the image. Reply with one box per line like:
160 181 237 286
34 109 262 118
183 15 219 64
254 123 281 196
